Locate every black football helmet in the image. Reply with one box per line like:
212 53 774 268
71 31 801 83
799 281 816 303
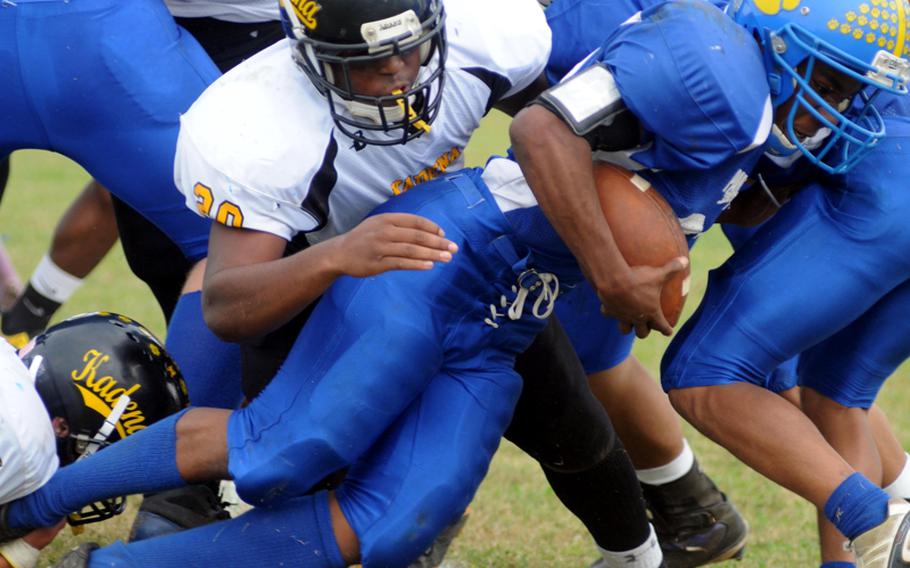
279 0 447 146
19 312 189 525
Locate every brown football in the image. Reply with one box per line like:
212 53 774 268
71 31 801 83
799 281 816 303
592 161 690 327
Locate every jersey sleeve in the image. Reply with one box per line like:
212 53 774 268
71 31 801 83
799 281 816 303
175 123 325 241
445 0 551 101
173 46 337 240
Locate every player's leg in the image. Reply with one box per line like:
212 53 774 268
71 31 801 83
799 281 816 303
59 359 526 568
797 279 910 565
663 180 910 554
506 317 662 567
64 492 345 568
591 358 748 567
874 406 910 498
39 0 246 412
3 275 442 533
557 280 747 566
0 156 21 312
2 181 117 346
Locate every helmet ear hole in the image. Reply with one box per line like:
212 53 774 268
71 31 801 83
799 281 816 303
52 417 70 439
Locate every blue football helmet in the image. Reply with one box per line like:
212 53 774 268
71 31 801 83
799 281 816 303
730 0 910 173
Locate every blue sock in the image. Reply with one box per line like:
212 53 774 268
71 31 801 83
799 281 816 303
88 492 344 568
166 291 243 409
8 410 188 530
824 472 890 540
820 562 854 568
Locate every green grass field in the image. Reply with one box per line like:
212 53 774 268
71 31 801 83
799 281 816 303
5 112 910 567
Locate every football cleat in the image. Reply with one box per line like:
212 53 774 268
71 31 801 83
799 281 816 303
641 460 748 568
408 510 470 568
850 500 910 568
51 543 99 568
129 483 231 542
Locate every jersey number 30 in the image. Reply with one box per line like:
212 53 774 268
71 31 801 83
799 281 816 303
194 183 244 228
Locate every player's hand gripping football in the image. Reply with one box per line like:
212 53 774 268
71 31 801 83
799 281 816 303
333 213 459 277
596 256 689 339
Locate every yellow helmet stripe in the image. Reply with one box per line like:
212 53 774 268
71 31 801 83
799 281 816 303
74 384 129 440
896 0 907 56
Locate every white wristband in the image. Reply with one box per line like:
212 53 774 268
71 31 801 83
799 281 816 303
0 538 40 568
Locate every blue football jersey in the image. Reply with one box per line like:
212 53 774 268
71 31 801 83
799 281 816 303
532 0 773 240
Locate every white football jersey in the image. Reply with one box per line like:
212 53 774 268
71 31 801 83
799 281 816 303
175 0 550 243
164 0 278 23
0 340 57 505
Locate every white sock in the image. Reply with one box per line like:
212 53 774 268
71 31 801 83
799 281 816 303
636 439 695 486
884 453 910 499
30 254 82 303
598 524 663 568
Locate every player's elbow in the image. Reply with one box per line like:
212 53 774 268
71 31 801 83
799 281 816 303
509 104 566 159
509 105 543 151
200 287 247 343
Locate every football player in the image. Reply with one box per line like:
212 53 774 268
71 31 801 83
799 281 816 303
0 1 669 566
664 89 910 566
0 0 300 548
0 313 189 568
0 339 64 568
507 0 910 566
540 2 750 564
4 2 891 567
179 0 664 565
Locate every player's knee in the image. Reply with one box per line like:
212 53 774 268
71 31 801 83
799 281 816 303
513 404 617 473
232 438 346 506
800 386 866 420
667 386 715 430
174 407 231 481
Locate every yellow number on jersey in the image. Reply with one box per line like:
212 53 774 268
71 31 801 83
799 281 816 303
216 201 244 228
193 183 214 216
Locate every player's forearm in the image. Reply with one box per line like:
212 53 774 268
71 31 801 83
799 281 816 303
202 241 340 342
510 105 632 290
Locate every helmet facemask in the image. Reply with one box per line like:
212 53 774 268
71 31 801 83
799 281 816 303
729 0 910 174
766 24 906 173
291 3 447 147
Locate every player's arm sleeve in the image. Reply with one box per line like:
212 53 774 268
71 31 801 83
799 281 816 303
174 123 322 241
532 61 641 151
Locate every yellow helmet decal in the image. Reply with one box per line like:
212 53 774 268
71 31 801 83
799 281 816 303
755 0 801 15
290 0 321 31
819 0 910 56
71 349 148 436
73 385 130 439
